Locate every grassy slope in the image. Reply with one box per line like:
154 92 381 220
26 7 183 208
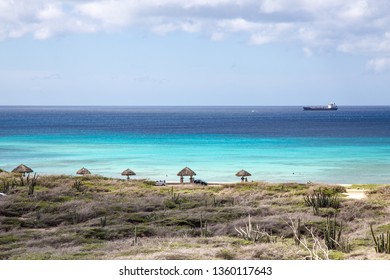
1 175 390 260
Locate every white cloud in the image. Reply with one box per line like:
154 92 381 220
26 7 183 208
217 18 259 33
1 0 390 60
37 3 64 21
338 32 390 54
260 0 284 14
339 0 370 21
152 20 201 35
75 0 138 28
367 57 390 72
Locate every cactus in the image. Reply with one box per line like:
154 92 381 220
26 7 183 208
200 214 208 237
370 224 390 254
28 173 39 195
323 215 351 253
72 179 83 192
19 176 24 186
131 226 140 246
170 186 180 204
2 180 10 194
100 216 107 228
304 188 340 215
26 173 30 185
211 195 221 207
324 215 342 250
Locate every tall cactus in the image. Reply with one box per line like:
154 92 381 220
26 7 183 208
200 214 208 237
170 186 180 204
28 173 39 195
324 215 342 250
370 224 390 254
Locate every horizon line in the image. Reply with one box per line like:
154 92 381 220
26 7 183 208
1 104 389 107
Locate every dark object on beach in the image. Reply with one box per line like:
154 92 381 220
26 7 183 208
236 169 251 182
76 167 91 175
12 164 33 177
121 168 136 180
177 167 196 183
194 179 208 186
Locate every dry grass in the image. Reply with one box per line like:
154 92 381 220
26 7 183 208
1 175 390 260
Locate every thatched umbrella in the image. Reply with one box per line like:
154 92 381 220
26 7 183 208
121 168 136 180
12 164 33 177
236 169 251 182
76 167 91 176
177 167 196 183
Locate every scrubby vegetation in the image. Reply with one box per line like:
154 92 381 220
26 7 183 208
0 174 390 260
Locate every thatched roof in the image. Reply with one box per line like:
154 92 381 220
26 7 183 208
235 169 251 177
12 164 33 174
76 167 91 175
121 168 136 176
177 167 196 177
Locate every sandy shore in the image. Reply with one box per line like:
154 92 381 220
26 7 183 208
344 189 368 200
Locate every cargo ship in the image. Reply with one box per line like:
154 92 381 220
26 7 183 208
303 103 338 111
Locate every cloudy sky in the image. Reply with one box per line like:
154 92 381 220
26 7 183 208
1 0 390 105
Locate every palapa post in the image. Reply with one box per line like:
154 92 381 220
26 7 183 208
235 169 252 182
76 167 91 176
121 168 136 181
177 167 196 184
12 164 33 177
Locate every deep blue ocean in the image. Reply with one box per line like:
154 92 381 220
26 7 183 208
1 106 390 183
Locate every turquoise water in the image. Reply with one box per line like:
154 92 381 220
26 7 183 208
1 134 390 184
1 106 390 184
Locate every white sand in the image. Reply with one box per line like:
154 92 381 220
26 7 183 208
344 189 367 200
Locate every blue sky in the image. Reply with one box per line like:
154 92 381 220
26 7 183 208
1 0 390 105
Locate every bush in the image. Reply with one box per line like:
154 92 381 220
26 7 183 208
216 249 236 260
304 188 340 215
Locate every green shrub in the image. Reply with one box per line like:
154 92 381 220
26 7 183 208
216 249 236 260
304 188 340 215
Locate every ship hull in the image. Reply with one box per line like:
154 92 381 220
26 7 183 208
303 107 338 111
